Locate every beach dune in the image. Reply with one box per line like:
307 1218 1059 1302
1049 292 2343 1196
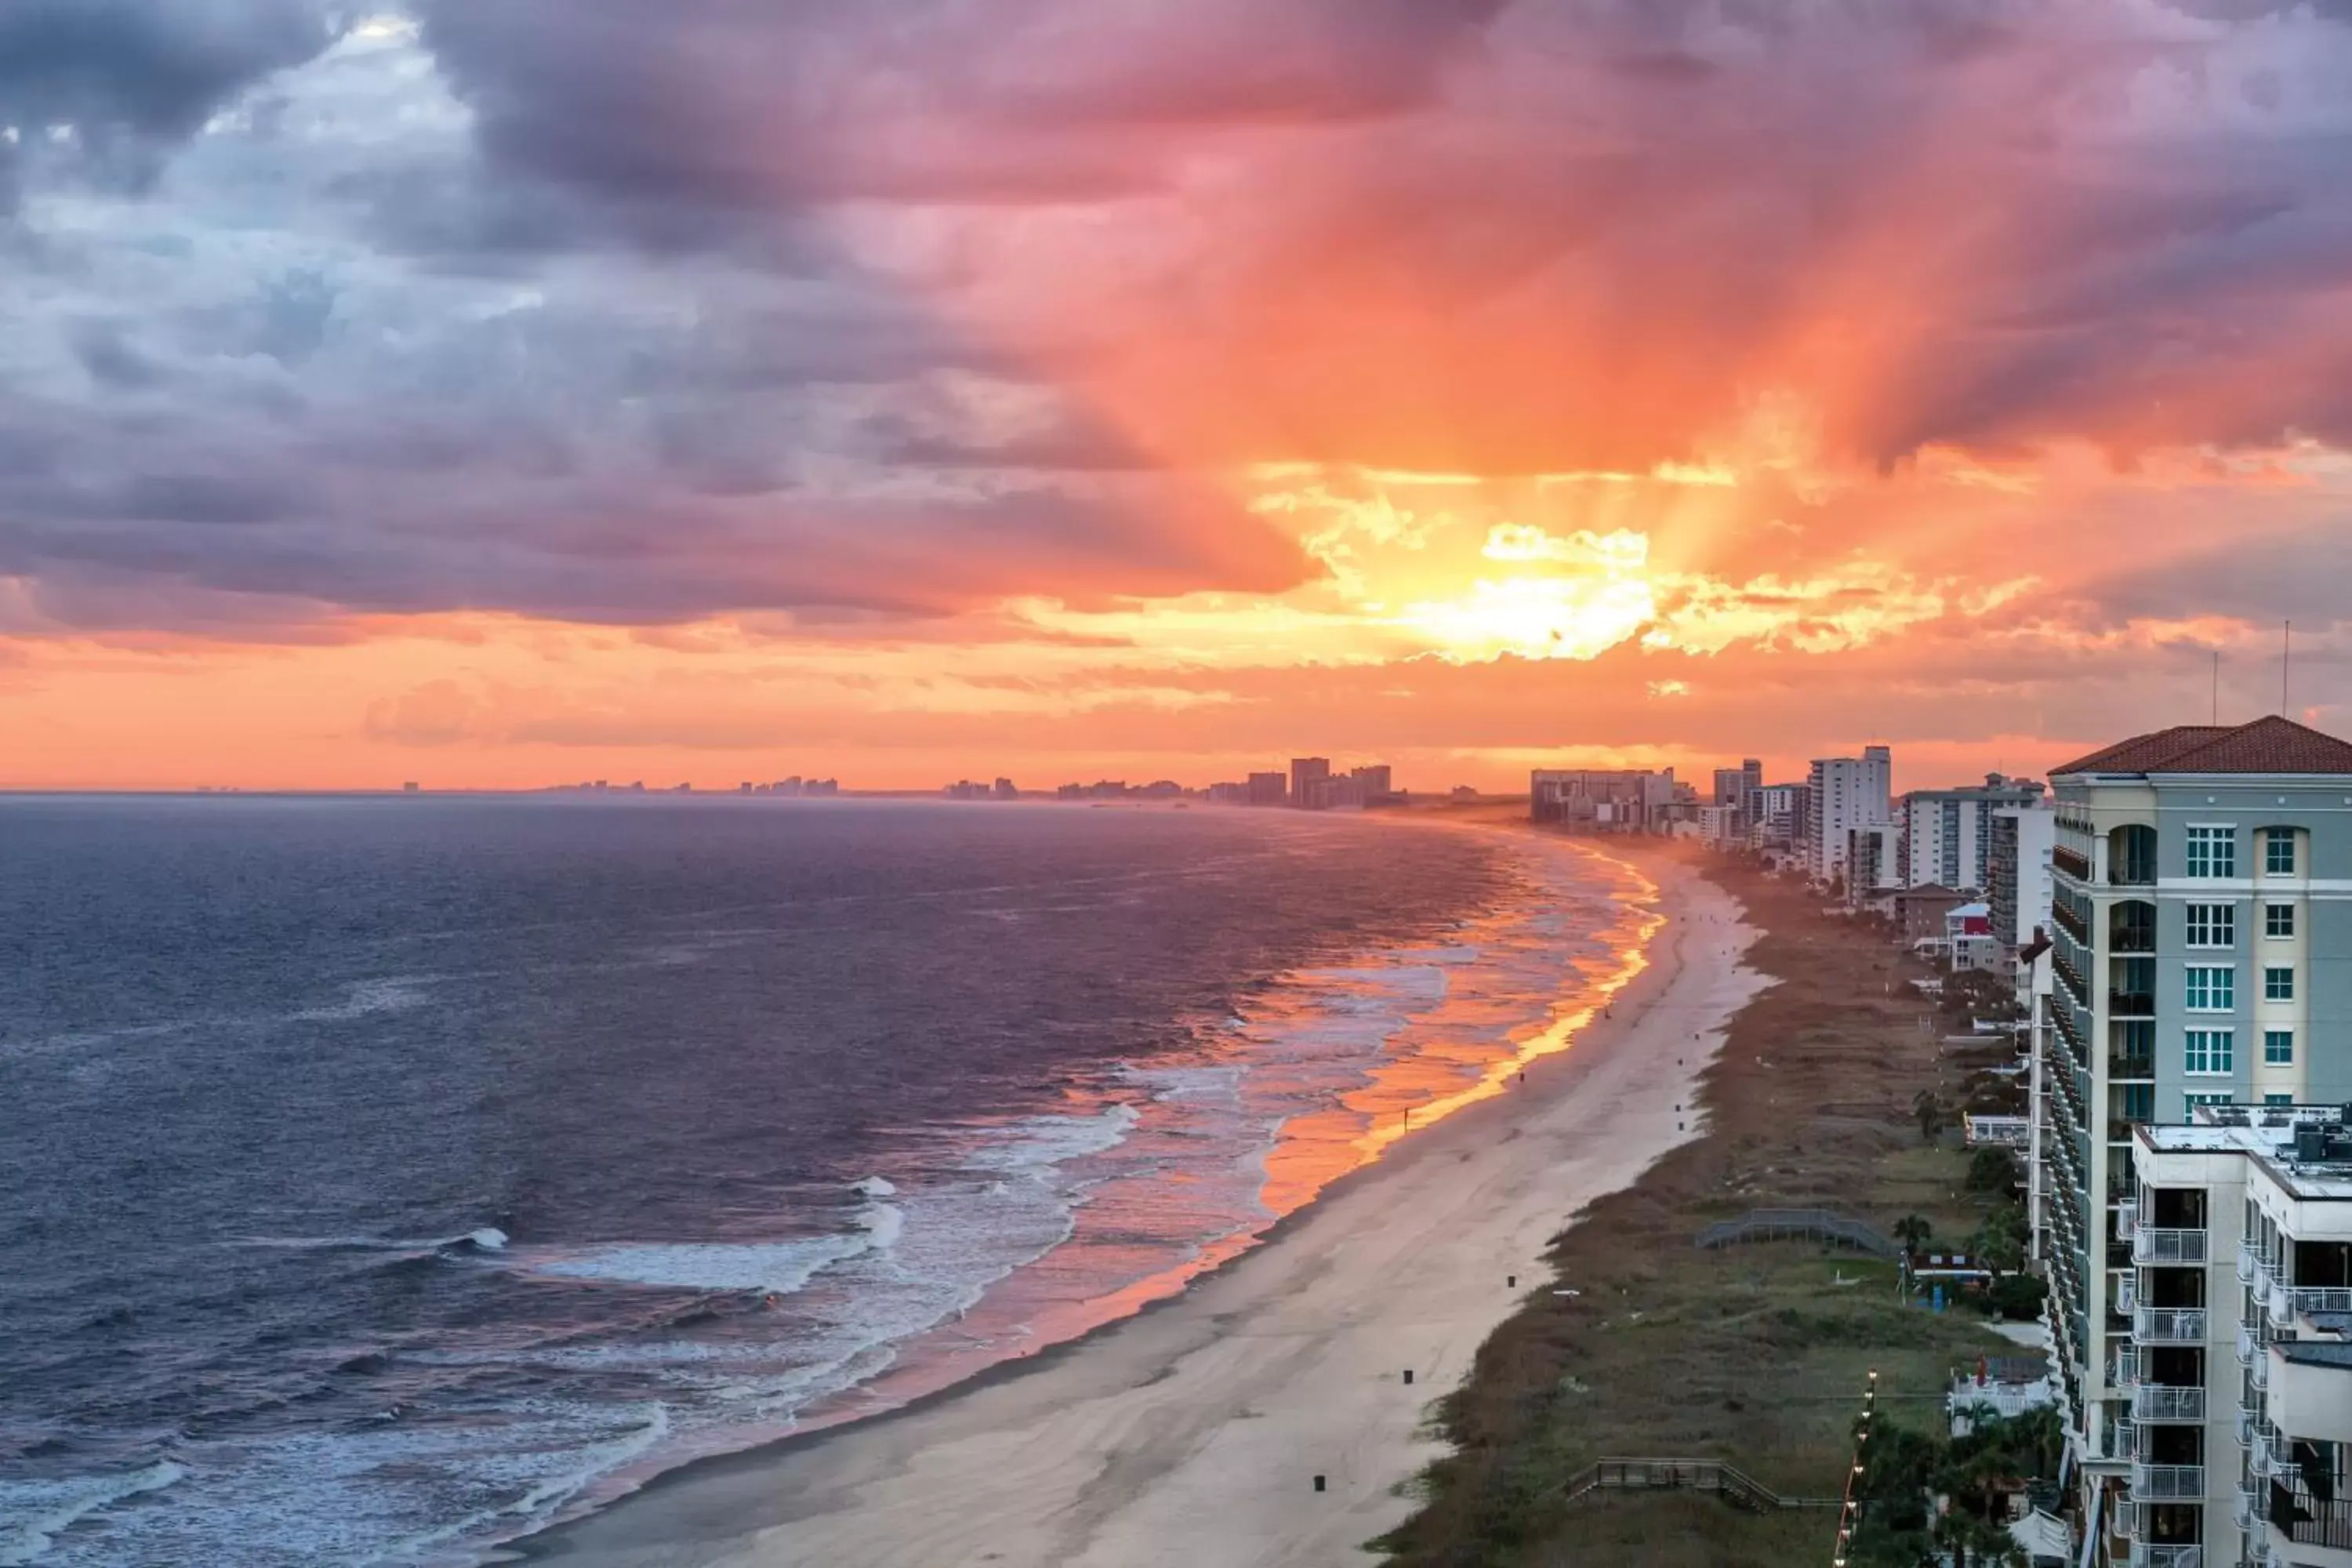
520 855 1764 1568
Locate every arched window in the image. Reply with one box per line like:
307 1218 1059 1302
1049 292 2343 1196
2110 824 2157 886
2109 900 2155 954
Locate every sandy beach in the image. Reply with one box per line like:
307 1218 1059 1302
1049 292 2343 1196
515 848 1766 1568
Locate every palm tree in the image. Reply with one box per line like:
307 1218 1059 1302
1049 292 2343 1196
1893 1214 1933 1259
1912 1089 1947 1145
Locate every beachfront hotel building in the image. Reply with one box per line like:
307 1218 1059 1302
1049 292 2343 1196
1901 775 2049 892
2034 714 2352 1563
2118 1105 2352 1568
1806 745 1893 884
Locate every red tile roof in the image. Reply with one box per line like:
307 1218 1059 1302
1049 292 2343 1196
2047 726 2232 777
2052 715 2352 777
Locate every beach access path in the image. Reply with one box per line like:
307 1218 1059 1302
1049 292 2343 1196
518 850 1766 1568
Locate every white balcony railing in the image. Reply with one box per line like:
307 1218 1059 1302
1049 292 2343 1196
2136 1307 2207 1344
2238 1238 2259 1283
2266 1282 2294 1328
2263 1430 2300 1486
2290 1285 2352 1317
2234 1482 2260 1534
2250 1343 2270 1389
2130 1544 2202 1568
2238 1322 2259 1367
2134 1228 2209 1265
2118 1200 2140 1240
2115 1272 2138 1314
2131 1461 2205 1500
2132 1384 2205 1422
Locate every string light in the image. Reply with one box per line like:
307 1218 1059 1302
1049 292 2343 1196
1832 1369 1878 1565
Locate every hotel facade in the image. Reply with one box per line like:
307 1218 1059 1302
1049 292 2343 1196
2125 1107 2352 1568
2034 716 2352 1564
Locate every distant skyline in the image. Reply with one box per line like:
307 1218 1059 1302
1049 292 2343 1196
5 4 2351 790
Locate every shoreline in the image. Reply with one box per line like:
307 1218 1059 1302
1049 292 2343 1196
504 841 1766 1568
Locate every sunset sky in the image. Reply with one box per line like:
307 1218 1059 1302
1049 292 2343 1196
5 1 2351 792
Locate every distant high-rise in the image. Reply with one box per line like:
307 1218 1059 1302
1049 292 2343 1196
1290 757 1330 808
1805 745 1892 884
1350 764 1393 800
1898 774 2046 891
1246 771 1287 807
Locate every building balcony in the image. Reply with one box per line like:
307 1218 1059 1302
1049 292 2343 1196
2291 1286 2352 1318
2056 844 2092 881
2235 1482 2262 1535
2238 1240 2260 1285
2110 1054 2156 1082
2134 1228 2208 1265
2131 1461 2205 1500
2136 1307 2207 1344
2132 1383 2206 1422
2128 1544 2202 1568
2111 927 2157 954
2110 990 2157 1018
2270 1484 2352 1557
2238 1407 2259 1449
2118 1200 2139 1240
2251 1342 2270 1390
2252 1428 2299 1486
2238 1322 2260 1366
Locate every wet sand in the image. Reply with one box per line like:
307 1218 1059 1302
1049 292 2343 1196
514 848 1765 1568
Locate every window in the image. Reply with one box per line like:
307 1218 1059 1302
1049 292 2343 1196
2265 1029 2295 1065
2267 903 2296 939
2185 966 2234 1011
2266 967 2296 1002
2186 904 2235 948
2266 1093 2296 1107
2267 830 2296 876
2185 1029 2234 1075
2187 826 2237 878
2184 1091 2234 1112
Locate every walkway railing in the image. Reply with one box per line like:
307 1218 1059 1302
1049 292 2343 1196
1562 1457 1843 1514
1693 1209 1900 1260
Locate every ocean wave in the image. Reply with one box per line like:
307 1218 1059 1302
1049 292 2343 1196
0 1461 186 1567
517 1203 902 1297
286 977 440 1024
363 1405 671 1568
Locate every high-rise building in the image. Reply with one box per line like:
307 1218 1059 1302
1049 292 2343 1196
1805 745 1892 884
1246 771 1288 807
1900 775 2048 891
1846 822 1904 906
1351 764 1394 800
1290 757 1330 808
2037 715 2352 1557
2122 1105 2352 1568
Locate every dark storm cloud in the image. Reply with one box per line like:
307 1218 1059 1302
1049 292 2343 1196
410 0 1508 217
0 0 332 205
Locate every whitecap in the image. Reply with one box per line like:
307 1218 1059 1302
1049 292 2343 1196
522 1234 871 1294
849 1175 897 1197
0 1461 186 1567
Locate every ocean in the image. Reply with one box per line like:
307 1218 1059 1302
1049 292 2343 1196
0 797 1657 1566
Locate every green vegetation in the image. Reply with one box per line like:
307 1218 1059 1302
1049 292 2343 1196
1848 1407 2063 1567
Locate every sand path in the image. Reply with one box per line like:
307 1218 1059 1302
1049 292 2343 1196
518 852 1764 1568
